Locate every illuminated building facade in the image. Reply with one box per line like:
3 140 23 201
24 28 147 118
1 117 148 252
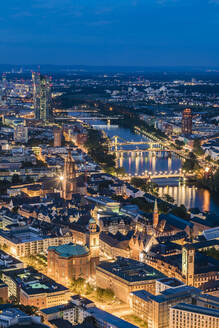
32 72 40 119
2 267 69 309
61 149 77 200
182 244 195 286
169 303 219 328
47 243 91 285
182 108 192 135
53 127 62 147
153 199 159 228
143 242 219 292
0 225 73 257
32 72 52 121
86 218 100 275
48 219 100 284
96 257 164 303
130 286 201 328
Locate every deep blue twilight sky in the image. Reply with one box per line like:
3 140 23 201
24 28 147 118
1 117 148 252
0 0 219 66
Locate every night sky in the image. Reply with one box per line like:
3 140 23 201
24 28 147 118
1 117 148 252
0 0 219 66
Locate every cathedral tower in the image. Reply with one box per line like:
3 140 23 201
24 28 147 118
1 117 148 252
61 148 77 200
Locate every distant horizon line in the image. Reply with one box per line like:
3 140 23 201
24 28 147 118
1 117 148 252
0 64 219 68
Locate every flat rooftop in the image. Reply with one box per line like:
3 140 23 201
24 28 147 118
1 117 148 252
157 277 184 287
131 286 200 304
3 267 68 295
86 307 138 328
40 303 75 315
0 228 44 244
0 249 23 269
97 257 164 283
172 303 219 318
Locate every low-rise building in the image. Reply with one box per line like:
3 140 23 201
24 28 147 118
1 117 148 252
0 225 73 257
130 286 201 328
0 249 24 271
96 257 164 303
2 267 70 309
0 280 8 303
40 302 80 326
169 303 219 328
0 304 48 328
156 277 185 295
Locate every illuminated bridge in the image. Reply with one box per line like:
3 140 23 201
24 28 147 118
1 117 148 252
55 116 121 121
109 135 163 151
120 169 185 180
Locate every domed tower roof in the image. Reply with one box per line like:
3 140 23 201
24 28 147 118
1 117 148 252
89 218 96 224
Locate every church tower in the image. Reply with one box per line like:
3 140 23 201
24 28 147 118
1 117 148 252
87 218 99 276
182 244 195 286
61 148 77 200
153 200 159 228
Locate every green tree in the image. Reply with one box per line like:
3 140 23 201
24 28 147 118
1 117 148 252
193 139 204 156
170 205 190 220
9 295 18 304
70 278 85 294
12 174 22 184
96 287 114 302
163 194 174 203
182 153 200 172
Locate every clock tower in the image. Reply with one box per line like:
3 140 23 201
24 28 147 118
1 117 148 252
182 244 195 286
87 218 99 276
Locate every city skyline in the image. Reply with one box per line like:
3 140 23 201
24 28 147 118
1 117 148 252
0 2 218 328
0 1 219 66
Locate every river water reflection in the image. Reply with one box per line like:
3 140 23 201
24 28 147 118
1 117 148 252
72 114 219 214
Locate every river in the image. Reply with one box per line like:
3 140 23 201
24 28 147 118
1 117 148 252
71 113 219 215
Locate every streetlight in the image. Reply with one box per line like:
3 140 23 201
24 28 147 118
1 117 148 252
59 175 64 181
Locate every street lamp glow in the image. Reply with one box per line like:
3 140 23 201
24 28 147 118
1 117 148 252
205 167 210 173
59 175 64 181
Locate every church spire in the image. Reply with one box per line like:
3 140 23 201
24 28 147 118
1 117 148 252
153 199 159 228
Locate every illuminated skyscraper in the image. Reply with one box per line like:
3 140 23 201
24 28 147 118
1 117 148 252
32 72 53 121
182 108 192 135
32 72 40 119
2 73 7 89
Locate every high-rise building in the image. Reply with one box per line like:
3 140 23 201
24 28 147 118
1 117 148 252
32 72 52 121
61 149 77 200
2 73 7 89
53 127 62 147
14 125 28 143
182 108 192 135
39 75 52 121
32 72 40 119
